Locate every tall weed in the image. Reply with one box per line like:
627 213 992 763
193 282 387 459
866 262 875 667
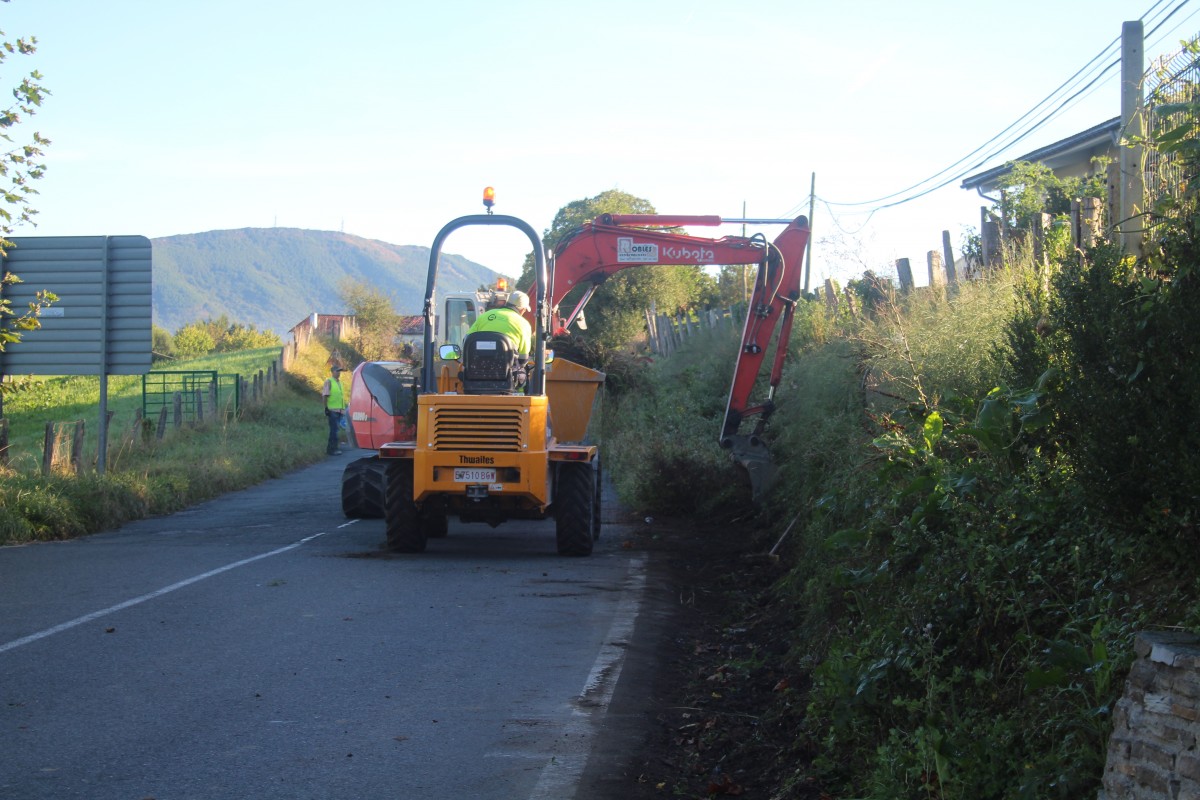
607 248 1199 798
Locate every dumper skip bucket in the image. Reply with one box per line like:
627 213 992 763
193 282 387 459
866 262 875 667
545 358 605 443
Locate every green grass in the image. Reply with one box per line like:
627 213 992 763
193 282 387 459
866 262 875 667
0 342 343 545
2 347 287 469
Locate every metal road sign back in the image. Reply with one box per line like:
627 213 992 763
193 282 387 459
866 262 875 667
0 235 152 376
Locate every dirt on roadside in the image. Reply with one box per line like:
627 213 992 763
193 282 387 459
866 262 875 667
604 514 829 800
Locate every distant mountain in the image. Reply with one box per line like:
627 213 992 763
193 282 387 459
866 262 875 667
151 228 507 335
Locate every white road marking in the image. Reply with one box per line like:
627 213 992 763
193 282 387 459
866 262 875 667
525 556 647 799
0 520 360 656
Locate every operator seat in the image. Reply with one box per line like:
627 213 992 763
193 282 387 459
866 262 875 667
460 331 522 394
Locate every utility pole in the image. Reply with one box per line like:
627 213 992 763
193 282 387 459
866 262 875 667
804 173 815 294
1120 20 1145 258
741 200 749 305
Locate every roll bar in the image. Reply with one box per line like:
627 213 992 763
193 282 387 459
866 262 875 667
420 214 548 396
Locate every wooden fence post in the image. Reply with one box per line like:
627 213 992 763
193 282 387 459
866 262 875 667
896 258 914 293
41 421 55 475
173 392 183 429
195 389 204 424
843 288 859 319
941 230 958 284
0 417 8 467
71 420 86 475
660 314 674 356
130 407 144 447
824 279 839 314
156 406 169 440
981 206 1002 269
1033 213 1051 266
1082 196 1103 249
927 250 946 291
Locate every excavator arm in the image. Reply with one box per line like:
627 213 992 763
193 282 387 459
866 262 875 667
544 214 811 499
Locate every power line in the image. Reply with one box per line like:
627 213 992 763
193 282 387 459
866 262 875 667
782 0 1190 221
822 39 1123 209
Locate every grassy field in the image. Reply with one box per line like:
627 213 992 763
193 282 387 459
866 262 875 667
0 341 342 544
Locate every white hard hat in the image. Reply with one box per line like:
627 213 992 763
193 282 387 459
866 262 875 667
507 290 531 313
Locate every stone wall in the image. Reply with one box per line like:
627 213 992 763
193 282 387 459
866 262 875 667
1100 631 1200 799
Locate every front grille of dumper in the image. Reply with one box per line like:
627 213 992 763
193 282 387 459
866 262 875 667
430 406 524 451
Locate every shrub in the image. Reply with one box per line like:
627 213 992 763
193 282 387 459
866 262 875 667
173 323 215 358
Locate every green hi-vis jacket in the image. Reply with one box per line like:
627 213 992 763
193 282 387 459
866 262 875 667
324 378 346 411
466 307 532 356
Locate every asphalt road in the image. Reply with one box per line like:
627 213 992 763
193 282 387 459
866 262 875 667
0 451 662 800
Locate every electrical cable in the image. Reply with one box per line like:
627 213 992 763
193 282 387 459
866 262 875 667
779 0 1189 220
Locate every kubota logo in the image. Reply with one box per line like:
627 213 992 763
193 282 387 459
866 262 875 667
663 245 716 262
617 237 658 263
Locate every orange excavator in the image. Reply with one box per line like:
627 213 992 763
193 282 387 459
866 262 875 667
341 190 810 556
543 210 811 493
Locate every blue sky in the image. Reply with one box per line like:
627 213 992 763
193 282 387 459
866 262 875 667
1 0 1194 293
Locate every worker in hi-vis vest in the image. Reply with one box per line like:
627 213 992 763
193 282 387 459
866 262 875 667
466 290 532 356
321 363 347 455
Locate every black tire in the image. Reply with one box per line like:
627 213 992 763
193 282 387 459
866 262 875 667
384 460 427 553
591 457 603 542
342 456 388 519
555 462 595 557
422 512 449 539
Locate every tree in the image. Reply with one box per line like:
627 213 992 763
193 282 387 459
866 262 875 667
995 159 1107 231
151 324 174 362
0 26 52 362
218 322 280 352
173 323 215 359
187 314 280 352
520 189 710 353
339 278 401 361
845 270 895 317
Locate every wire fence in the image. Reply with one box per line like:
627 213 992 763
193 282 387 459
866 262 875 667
1144 36 1200 208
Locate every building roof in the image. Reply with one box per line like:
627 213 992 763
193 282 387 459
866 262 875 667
960 116 1122 194
397 315 423 336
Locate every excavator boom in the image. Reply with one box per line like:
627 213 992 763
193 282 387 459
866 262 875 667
546 214 811 499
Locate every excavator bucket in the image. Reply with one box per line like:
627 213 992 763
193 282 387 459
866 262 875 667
724 434 777 502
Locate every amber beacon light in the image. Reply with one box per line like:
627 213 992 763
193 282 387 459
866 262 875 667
482 186 496 213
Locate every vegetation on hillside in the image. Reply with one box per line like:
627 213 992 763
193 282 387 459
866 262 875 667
153 314 281 362
602 136 1200 795
151 228 503 335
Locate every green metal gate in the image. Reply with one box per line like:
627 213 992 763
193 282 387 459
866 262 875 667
142 371 241 423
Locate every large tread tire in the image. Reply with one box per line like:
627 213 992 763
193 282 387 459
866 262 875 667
555 462 595 557
342 456 387 519
384 460 427 553
422 513 449 539
591 457 603 542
